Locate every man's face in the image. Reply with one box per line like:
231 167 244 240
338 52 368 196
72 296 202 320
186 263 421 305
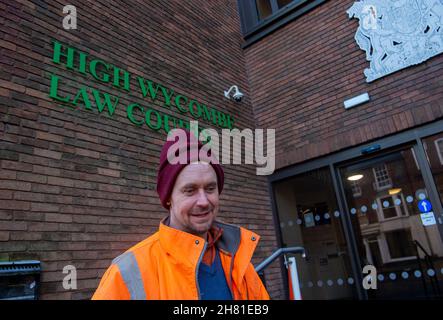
169 162 219 239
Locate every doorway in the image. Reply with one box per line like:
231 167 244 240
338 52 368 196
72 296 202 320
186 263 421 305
271 125 443 300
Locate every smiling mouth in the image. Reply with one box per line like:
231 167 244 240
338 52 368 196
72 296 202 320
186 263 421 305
191 211 211 218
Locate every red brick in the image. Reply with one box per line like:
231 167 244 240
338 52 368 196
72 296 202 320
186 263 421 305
0 232 10 241
31 184 61 194
0 221 27 231
72 215 98 224
16 172 47 183
10 232 42 241
28 222 59 232
0 79 25 92
0 87 10 97
0 187 14 199
45 213 72 223
32 165 61 176
1 160 33 172
36 131 63 143
47 177 74 187
75 148 100 159
25 88 47 100
97 168 120 177
31 203 60 212
98 184 121 193
0 242 27 252
33 148 62 160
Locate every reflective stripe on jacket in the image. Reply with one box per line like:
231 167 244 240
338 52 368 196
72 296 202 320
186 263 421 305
92 218 270 300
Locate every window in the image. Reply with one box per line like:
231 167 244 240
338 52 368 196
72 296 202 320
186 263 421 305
379 196 397 219
255 0 298 21
256 0 273 20
238 0 327 47
350 180 362 198
377 194 408 220
367 237 383 267
385 230 415 259
372 164 392 190
277 0 295 8
434 138 443 165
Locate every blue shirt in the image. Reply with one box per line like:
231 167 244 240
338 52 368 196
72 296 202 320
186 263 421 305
198 249 233 300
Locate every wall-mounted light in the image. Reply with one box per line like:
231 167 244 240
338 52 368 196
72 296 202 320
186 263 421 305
344 92 370 109
347 174 363 181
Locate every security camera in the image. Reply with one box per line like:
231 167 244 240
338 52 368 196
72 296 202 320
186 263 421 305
224 85 244 102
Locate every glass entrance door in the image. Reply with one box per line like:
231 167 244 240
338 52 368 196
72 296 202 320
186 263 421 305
274 168 358 300
339 146 443 299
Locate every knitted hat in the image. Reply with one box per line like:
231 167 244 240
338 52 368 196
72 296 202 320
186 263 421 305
156 129 224 209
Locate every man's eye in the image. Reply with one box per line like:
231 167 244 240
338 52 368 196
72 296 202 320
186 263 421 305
184 188 195 194
206 186 216 193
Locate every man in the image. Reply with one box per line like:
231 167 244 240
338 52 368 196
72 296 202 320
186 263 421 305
92 129 269 300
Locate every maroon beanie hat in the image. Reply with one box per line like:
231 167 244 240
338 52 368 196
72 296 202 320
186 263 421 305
156 129 224 209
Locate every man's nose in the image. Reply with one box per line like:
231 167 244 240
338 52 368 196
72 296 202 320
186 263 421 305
196 189 210 207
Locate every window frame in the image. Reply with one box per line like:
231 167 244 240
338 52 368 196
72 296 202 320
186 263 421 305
350 180 362 198
434 138 443 165
381 229 416 262
376 194 409 221
238 0 328 48
372 164 393 191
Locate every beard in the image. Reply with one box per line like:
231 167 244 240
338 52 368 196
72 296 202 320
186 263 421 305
187 205 216 235
169 201 219 239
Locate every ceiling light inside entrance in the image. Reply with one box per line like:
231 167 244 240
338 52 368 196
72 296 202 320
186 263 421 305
389 188 402 195
347 174 363 181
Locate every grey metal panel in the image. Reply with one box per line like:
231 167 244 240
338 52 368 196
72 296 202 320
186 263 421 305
268 119 443 183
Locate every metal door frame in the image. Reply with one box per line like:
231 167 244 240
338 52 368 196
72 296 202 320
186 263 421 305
268 119 443 300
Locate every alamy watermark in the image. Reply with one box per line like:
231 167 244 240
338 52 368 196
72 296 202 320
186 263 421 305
166 121 275 175
362 264 377 290
62 264 77 290
63 5 77 30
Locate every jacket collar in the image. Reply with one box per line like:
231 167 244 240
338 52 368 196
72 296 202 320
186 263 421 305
158 217 259 270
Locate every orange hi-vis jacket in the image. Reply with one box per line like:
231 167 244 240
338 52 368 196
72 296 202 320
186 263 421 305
92 219 270 300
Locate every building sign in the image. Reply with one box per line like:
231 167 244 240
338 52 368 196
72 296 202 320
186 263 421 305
48 40 237 136
418 199 432 213
420 212 437 226
347 0 443 82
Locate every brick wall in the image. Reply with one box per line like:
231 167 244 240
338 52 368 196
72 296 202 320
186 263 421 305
0 0 283 299
243 0 443 170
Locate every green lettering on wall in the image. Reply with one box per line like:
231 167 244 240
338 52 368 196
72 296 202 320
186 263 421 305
162 86 174 108
137 77 174 107
145 108 162 131
188 100 201 118
90 60 111 83
52 41 87 74
137 77 161 101
49 39 238 132
162 114 178 133
49 74 71 103
91 89 118 116
113 67 131 91
126 103 144 126
174 95 188 113
72 87 92 110
201 104 213 123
